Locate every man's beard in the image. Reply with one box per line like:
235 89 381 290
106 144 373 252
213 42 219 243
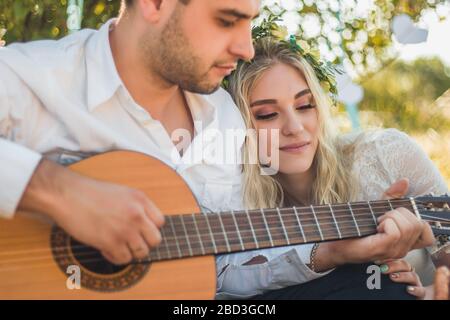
141 8 221 94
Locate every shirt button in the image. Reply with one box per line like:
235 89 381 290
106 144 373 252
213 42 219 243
285 256 292 264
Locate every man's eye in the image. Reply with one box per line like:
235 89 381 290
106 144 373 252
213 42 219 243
218 19 236 28
255 113 277 120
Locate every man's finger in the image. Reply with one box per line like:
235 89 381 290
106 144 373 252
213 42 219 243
140 215 163 248
144 197 165 228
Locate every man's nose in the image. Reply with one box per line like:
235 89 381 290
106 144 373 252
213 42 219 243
229 27 255 61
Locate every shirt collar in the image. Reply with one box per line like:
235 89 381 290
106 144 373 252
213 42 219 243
85 19 122 112
84 19 220 133
184 91 217 133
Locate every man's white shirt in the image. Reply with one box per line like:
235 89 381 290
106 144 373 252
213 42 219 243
0 19 325 299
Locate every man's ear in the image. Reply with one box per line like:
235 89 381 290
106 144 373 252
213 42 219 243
136 0 166 23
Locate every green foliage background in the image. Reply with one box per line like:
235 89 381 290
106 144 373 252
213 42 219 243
1 0 449 183
0 0 120 42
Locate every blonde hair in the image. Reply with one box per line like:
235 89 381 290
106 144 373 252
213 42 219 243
227 37 357 209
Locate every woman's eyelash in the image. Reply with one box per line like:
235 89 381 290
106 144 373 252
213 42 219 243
255 113 277 120
255 104 316 120
296 104 315 110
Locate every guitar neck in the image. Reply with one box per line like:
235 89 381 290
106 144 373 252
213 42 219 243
146 198 417 262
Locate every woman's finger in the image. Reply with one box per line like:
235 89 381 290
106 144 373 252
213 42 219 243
390 271 422 287
407 286 426 299
434 266 450 300
380 259 412 274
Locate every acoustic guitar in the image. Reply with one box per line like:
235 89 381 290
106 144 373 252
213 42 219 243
1 150 449 299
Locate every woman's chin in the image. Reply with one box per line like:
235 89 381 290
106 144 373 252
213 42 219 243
278 163 312 175
276 154 313 174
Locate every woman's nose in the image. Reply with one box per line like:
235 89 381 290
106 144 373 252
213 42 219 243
282 113 304 136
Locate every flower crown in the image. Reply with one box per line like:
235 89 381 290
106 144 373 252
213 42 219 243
225 7 341 104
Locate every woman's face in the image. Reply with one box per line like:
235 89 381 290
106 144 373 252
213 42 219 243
248 62 320 175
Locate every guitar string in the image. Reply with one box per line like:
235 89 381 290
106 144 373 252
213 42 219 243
2 202 448 250
5 198 420 236
0 202 435 251
0 199 428 243
0 201 426 246
0 223 395 269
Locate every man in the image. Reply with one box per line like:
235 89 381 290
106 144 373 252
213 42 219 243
0 0 436 300
0 0 258 264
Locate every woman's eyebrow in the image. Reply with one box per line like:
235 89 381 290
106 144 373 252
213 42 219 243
295 89 311 99
250 89 312 107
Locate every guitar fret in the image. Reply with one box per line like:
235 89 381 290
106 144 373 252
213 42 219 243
244 209 259 249
230 211 245 251
153 246 161 261
387 199 394 210
276 207 290 245
409 197 421 219
310 205 324 241
348 202 361 237
260 208 274 247
218 214 231 252
328 204 342 239
169 217 182 258
179 215 193 256
367 201 378 225
293 207 306 243
204 214 218 254
161 226 171 259
191 214 205 255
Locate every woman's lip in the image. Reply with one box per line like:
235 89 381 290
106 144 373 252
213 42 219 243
279 142 310 152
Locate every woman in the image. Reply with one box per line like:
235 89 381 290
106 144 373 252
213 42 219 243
215 36 449 300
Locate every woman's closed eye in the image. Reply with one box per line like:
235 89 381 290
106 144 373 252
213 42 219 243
254 104 316 120
296 104 316 112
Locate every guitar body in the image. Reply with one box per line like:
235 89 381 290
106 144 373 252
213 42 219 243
0 151 216 299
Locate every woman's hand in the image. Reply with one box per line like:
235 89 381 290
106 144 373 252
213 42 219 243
407 266 450 300
377 259 426 298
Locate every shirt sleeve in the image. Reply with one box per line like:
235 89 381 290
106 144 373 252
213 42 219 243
215 244 333 299
0 62 43 219
374 129 449 196
0 139 42 218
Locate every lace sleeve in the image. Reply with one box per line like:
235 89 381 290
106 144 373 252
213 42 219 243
373 128 449 196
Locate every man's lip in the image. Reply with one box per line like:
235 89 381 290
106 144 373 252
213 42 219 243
215 64 237 70
279 142 310 150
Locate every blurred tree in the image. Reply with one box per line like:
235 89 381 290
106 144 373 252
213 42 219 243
1 0 447 71
359 57 450 132
0 0 120 42
261 0 448 77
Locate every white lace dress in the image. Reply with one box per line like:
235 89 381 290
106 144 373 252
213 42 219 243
343 128 449 285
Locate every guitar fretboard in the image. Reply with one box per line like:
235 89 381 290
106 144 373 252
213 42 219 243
144 199 417 262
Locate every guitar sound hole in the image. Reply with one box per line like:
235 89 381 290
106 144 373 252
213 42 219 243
70 238 128 275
